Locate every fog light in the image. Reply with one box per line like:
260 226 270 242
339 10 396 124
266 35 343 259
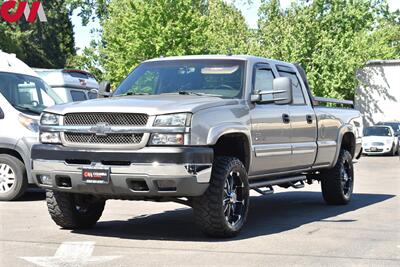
40 132 61 144
38 175 52 185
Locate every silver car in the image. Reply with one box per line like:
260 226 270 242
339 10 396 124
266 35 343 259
0 51 63 200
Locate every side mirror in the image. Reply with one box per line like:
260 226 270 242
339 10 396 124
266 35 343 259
251 77 293 105
273 77 293 105
0 107 4 119
98 81 112 98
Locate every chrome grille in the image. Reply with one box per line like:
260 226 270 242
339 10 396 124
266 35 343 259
65 133 143 144
64 113 148 126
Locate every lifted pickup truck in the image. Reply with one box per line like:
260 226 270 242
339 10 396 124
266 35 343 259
31 55 362 237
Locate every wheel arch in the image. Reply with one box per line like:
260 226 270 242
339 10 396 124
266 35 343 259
331 126 356 167
211 132 251 172
0 147 24 163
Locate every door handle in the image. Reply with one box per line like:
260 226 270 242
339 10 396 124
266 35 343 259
282 113 290 124
0 107 4 120
306 114 313 124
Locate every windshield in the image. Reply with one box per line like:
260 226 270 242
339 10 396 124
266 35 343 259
364 127 392 137
377 122 400 133
0 72 63 115
113 59 245 98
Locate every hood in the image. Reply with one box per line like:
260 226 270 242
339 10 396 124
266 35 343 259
362 136 393 144
45 95 239 115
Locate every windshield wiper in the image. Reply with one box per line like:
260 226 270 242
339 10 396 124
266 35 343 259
12 105 41 115
123 92 150 96
164 91 223 97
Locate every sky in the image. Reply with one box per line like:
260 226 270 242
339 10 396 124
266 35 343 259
72 0 400 52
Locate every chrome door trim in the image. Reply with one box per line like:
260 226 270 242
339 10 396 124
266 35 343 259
254 143 292 157
292 142 317 155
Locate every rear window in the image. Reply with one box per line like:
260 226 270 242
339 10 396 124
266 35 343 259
70 90 87 102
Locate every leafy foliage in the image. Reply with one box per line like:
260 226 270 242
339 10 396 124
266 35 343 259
100 0 253 86
0 0 76 68
256 0 400 100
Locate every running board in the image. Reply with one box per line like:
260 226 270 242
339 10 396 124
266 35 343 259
249 175 307 189
253 186 274 195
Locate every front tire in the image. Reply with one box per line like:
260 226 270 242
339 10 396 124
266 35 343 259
389 143 396 156
192 157 249 238
321 149 354 205
46 190 105 229
0 154 28 201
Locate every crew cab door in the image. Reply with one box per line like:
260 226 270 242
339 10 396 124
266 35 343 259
277 65 317 169
249 63 292 175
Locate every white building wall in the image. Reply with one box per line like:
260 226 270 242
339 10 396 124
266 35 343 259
355 60 400 126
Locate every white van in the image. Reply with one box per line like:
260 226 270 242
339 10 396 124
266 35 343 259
34 69 99 102
0 51 63 200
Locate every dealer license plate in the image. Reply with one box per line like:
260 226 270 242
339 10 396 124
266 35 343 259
82 167 110 184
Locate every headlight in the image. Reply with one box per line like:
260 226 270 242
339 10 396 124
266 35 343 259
150 133 184 145
40 132 61 144
18 113 39 132
153 113 189 127
40 113 60 125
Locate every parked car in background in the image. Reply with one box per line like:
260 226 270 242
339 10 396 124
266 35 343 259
376 121 400 136
0 51 63 200
362 126 398 156
34 69 99 103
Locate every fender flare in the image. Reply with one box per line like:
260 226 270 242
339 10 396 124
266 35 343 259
207 123 253 169
330 124 356 168
207 123 252 146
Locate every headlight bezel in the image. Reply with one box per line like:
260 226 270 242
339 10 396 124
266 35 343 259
40 112 60 126
153 113 191 127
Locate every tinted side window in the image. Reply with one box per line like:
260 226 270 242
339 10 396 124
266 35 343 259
254 68 275 102
278 71 305 104
70 90 87 102
88 92 97 99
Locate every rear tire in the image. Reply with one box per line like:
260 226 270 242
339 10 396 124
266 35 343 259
192 157 249 238
321 149 354 205
46 190 105 229
0 154 28 201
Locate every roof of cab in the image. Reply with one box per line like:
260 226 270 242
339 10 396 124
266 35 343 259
0 50 39 77
144 55 293 67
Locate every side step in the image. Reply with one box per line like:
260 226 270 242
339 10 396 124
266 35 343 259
253 186 274 195
249 175 307 190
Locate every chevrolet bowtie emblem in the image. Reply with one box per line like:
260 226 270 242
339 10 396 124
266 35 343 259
90 123 112 136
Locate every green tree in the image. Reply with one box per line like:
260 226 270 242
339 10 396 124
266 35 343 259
205 0 252 54
0 0 76 68
257 0 400 100
95 0 252 86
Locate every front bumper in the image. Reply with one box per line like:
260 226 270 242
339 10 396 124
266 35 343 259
31 144 213 198
363 145 392 155
15 136 39 183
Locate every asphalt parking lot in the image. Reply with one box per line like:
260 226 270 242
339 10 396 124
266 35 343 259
0 156 399 266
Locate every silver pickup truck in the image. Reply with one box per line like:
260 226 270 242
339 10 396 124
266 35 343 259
31 55 362 237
